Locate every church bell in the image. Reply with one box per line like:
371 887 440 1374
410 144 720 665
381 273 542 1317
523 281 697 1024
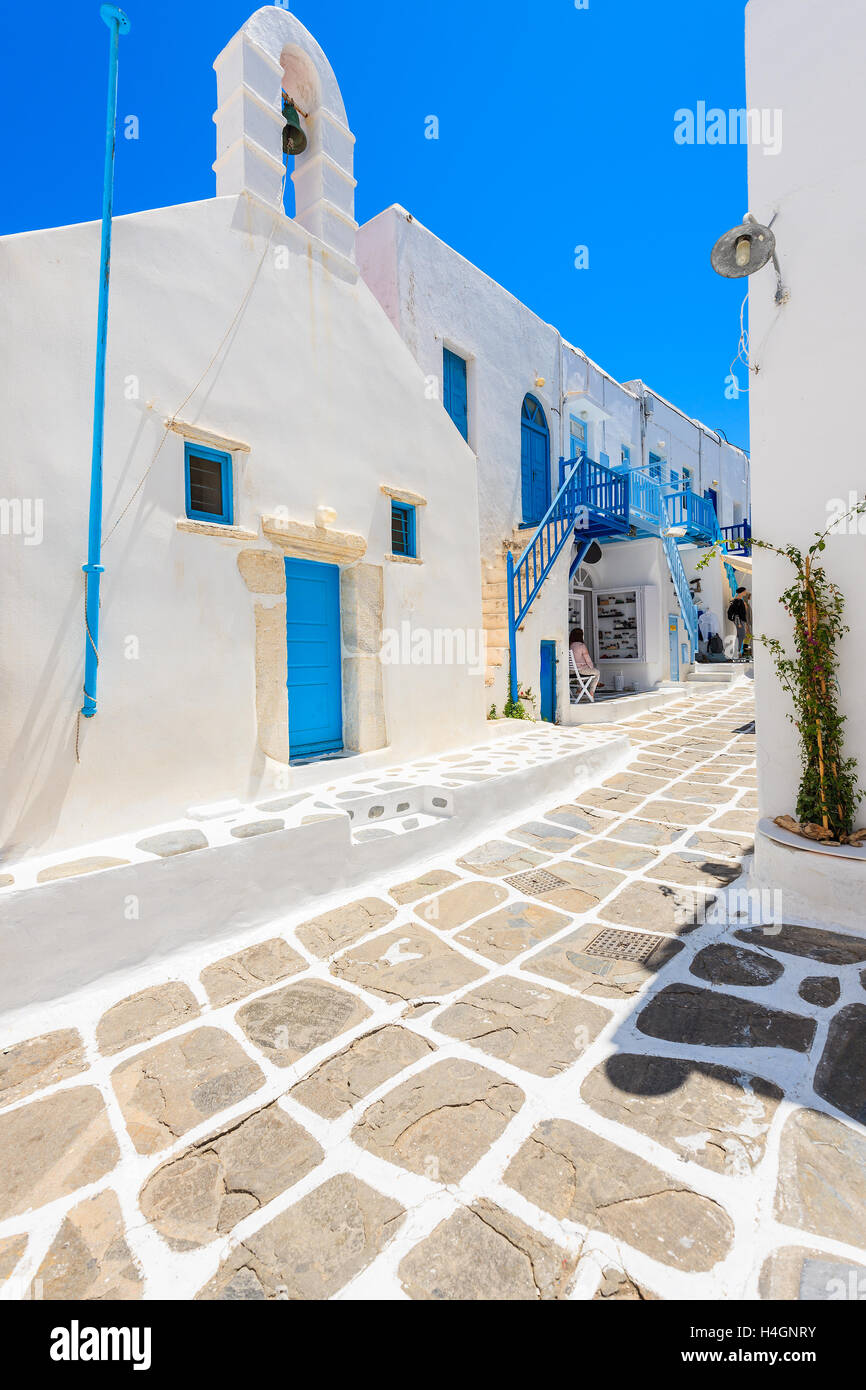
282 97 307 156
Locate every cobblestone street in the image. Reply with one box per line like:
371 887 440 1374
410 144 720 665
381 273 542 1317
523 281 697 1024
2 679 865 1301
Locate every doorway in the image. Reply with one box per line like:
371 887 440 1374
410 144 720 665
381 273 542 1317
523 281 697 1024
540 641 556 722
520 394 551 526
668 614 680 681
284 557 343 759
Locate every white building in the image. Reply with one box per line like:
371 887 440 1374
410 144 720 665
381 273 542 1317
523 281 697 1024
358 206 751 718
747 0 866 927
0 3 751 880
0 6 486 865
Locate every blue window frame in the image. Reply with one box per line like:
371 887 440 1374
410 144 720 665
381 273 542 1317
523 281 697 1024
621 444 631 469
682 467 692 492
569 416 588 460
648 451 662 482
391 501 417 557
184 442 233 525
443 347 468 441
669 469 680 491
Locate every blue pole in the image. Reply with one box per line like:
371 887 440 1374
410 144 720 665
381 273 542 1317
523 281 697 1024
81 4 131 718
506 549 517 703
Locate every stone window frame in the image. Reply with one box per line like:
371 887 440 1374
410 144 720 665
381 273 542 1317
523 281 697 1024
380 484 426 566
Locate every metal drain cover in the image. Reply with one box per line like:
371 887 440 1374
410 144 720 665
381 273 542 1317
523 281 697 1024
585 927 666 963
505 869 570 897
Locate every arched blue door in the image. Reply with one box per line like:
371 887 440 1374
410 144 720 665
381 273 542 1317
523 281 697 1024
521 395 550 525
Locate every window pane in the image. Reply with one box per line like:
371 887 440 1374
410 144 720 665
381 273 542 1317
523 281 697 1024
188 453 224 516
391 504 410 554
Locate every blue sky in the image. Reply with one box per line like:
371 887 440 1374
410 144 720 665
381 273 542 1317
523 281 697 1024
0 0 751 449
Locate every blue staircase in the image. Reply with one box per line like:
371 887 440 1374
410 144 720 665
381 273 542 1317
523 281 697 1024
507 454 625 697
661 531 698 655
505 456 741 698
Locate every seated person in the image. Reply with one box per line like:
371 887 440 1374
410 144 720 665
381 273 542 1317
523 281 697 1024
569 627 600 700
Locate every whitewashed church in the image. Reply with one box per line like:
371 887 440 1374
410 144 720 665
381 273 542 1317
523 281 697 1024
0 4 750 872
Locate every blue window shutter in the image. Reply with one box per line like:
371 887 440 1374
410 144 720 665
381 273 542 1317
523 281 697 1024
391 502 416 557
599 452 609 469
443 347 468 441
184 442 233 525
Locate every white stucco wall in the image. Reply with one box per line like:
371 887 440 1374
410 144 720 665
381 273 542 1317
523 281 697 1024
0 194 486 862
747 0 866 852
358 206 751 710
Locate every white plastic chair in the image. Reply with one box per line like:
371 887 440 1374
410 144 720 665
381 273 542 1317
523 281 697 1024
570 651 598 704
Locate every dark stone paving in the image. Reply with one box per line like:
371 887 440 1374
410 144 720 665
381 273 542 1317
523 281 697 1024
690 943 784 988
636 983 817 1052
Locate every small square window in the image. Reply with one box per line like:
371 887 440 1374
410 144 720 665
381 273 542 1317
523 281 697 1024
185 443 233 525
391 501 416 557
621 444 631 469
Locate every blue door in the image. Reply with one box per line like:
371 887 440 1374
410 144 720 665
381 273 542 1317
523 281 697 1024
284 557 343 759
443 347 468 441
521 395 550 525
540 641 556 722
668 615 680 681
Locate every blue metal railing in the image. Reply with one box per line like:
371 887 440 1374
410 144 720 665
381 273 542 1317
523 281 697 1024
573 458 629 528
504 460 743 697
664 488 716 539
507 455 630 697
628 470 664 530
720 519 752 553
662 532 698 655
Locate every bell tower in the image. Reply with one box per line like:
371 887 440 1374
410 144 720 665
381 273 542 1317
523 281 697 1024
212 5 357 260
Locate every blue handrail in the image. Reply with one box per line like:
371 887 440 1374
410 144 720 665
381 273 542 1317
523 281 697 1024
629 471 664 529
507 455 629 698
662 532 698 655
664 488 716 538
720 520 752 553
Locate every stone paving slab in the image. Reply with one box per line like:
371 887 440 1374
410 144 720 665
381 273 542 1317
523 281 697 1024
0 1029 86 1109
289 1025 435 1119
637 983 817 1052
398 1199 577 1300
351 1058 525 1181
388 869 461 904
581 1054 783 1175
139 1103 323 1249
414 880 508 930
200 938 307 1006
690 943 784 987
0 1234 27 1283
7 683 865 1301
453 900 569 963
434 976 609 1076
295 897 397 957
0 1088 120 1221
31 1190 142 1300
197 1174 405 1300
235 980 371 1067
112 1029 265 1155
456 840 550 877
775 1107 866 1249
96 983 200 1056
330 925 487 1001
599 879 712 933
503 1119 734 1272
759 1246 866 1301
